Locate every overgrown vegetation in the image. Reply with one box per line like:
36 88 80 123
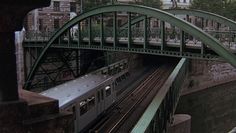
190 0 236 20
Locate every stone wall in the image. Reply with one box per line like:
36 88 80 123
167 114 191 133
184 59 236 95
176 81 236 133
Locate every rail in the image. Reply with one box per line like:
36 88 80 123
90 64 174 133
131 58 189 133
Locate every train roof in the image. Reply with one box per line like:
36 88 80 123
40 74 112 108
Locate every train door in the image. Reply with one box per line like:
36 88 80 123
96 88 105 115
112 82 116 101
104 84 113 110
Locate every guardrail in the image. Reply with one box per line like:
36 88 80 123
131 58 189 133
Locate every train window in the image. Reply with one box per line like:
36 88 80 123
87 96 95 110
101 89 104 100
105 86 111 97
80 100 87 116
97 91 100 103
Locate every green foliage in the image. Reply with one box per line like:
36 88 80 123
190 0 236 20
77 0 110 11
77 0 162 12
134 0 163 9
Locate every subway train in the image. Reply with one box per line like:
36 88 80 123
40 59 129 133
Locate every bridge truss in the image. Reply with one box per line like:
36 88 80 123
24 4 236 90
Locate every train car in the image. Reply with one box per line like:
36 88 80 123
40 74 115 133
40 59 130 132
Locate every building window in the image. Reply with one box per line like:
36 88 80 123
70 2 76 12
39 19 43 32
54 19 60 30
184 0 186 3
53 1 60 11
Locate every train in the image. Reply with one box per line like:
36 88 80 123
40 59 129 133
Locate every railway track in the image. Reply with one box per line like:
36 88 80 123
89 64 175 133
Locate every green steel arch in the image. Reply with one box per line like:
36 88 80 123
167 9 236 30
121 9 236 30
24 4 236 89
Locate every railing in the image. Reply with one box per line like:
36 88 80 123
24 31 55 41
131 58 189 133
24 28 236 50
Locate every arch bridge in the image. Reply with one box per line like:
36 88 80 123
23 4 236 132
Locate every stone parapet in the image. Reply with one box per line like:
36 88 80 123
0 90 73 133
167 114 191 133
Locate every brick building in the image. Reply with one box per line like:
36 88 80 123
24 0 79 33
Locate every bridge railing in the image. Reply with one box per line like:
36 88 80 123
24 31 55 41
24 28 236 50
131 58 189 133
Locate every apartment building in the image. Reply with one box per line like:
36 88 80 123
24 0 79 32
162 0 191 9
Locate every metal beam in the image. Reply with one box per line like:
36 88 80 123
88 17 92 46
180 30 185 53
77 22 81 46
100 13 104 47
144 15 148 49
161 21 166 51
128 12 132 49
113 12 117 47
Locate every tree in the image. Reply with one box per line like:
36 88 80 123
77 0 110 12
134 0 163 9
222 1 236 20
77 0 162 13
190 0 236 20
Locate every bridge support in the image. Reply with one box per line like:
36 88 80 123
0 0 50 101
0 32 18 101
0 1 73 133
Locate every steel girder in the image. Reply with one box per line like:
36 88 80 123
26 49 78 90
121 9 236 30
166 9 236 30
24 4 236 89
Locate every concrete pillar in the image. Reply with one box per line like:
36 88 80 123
0 0 50 101
0 2 74 133
0 32 18 101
